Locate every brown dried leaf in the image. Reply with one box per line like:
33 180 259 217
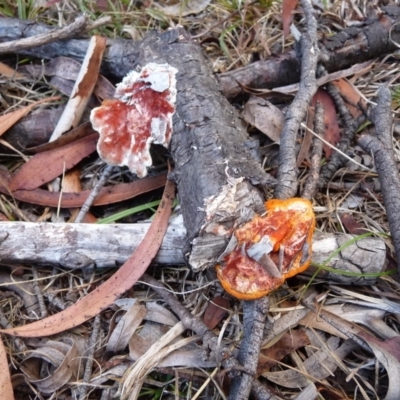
158 347 217 368
0 180 175 337
0 336 14 400
64 167 97 222
4 108 64 150
107 301 147 353
299 311 348 339
340 213 368 235
356 332 400 399
26 122 96 154
8 133 98 192
20 339 80 393
264 336 356 388
0 96 60 138
331 78 368 118
0 212 9 221
129 322 169 361
1 173 166 207
311 89 340 159
62 167 82 193
95 0 109 12
282 0 299 38
302 305 400 397
0 272 40 316
145 302 179 326
23 57 115 100
203 296 230 329
0 61 26 79
241 96 283 143
258 330 310 374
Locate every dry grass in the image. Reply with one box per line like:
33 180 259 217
1 1 400 399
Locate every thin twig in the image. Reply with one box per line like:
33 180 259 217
302 101 324 200
86 16 112 31
32 266 48 318
73 165 114 223
0 14 88 54
318 64 366 186
274 0 319 199
79 314 102 399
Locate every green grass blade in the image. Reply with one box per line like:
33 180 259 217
96 200 161 224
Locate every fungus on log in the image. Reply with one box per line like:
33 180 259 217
216 198 315 300
115 27 276 273
91 63 177 178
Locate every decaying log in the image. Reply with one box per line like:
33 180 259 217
0 221 386 285
114 27 276 271
1 5 400 98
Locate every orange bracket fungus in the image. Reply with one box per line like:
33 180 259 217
216 198 316 300
90 63 178 178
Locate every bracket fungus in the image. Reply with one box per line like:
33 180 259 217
90 63 178 178
216 198 316 300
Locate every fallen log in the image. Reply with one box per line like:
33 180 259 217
0 221 386 286
1 5 400 98
102 27 276 272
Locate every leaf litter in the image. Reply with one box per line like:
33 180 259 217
0 1 400 400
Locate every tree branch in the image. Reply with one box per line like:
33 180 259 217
358 86 400 273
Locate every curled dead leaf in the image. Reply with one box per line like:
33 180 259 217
241 96 284 143
8 133 99 192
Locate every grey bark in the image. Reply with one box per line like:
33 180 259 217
302 101 324 200
274 0 319 199
228 296 270 400
2 107 63 150
0 221 387 285
358 87 400 273
0 14 88 54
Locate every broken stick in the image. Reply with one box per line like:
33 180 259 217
0 221 386 285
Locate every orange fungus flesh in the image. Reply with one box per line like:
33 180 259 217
216 198 315 300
